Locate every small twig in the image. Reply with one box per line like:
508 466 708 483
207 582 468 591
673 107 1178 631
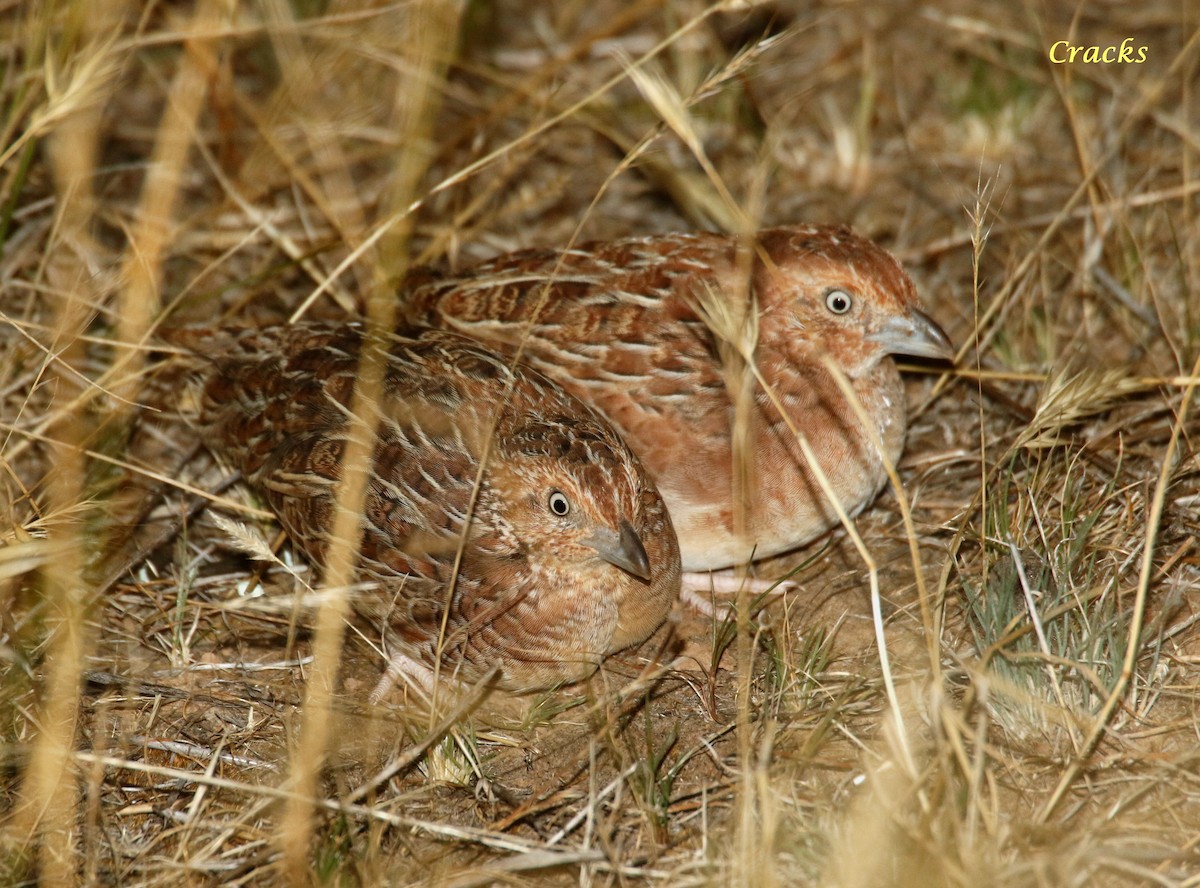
344 666 501 805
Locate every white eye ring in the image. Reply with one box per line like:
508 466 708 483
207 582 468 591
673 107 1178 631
825 289 853 315
548 491 571 516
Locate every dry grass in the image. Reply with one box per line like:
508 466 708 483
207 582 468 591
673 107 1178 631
3 0 1200 885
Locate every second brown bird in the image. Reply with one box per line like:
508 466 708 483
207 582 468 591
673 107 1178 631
400 225 954 573
181 323 681 696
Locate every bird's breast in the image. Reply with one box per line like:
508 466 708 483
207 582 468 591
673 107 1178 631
660 357 907 569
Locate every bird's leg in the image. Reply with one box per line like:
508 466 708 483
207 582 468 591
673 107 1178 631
369 649 436 704
680 569 796 617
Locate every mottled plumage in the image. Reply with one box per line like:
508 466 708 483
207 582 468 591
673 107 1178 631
182 323 680 695
399 225 953 572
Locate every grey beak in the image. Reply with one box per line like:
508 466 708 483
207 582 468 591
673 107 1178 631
587 519 652 581
869 308 955 361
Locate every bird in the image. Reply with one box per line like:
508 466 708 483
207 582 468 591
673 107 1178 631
174 322 681 697
397 225 954 579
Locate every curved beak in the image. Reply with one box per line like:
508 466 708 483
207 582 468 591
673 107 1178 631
586 519 652 581
868 308 955 361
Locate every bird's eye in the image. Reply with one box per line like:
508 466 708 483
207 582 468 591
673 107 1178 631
548 491 571 516
825 289 853 315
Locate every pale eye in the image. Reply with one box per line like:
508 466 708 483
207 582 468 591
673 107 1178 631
548 490 571 516
825 289 853 315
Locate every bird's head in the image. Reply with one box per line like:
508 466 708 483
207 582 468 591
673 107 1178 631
751 225 954 377
492 410 666 583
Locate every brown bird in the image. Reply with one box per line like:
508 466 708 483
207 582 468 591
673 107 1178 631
179 323 680 696
399 225 954 578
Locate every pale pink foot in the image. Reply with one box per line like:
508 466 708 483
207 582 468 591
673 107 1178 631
369 650 436 704
680 570 797 617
